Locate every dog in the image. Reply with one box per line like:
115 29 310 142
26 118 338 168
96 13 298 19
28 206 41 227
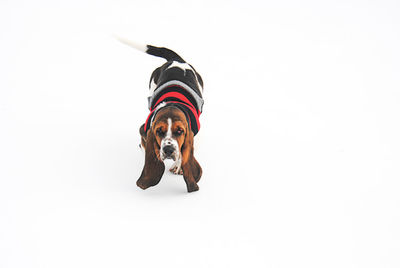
117 37 204 192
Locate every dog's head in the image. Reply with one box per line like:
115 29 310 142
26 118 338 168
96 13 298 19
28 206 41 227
139 105 192 163
151 106 188 161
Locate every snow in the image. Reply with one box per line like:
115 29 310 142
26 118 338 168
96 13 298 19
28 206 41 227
1 0 400 267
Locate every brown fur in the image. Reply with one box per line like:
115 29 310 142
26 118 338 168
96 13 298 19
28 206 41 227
137 106 202 192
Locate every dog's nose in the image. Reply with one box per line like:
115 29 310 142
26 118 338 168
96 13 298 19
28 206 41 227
163 145 175 156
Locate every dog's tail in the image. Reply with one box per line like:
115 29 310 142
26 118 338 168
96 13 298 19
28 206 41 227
115 35 185 62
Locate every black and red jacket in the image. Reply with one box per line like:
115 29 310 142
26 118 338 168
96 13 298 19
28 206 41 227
143 80 204 136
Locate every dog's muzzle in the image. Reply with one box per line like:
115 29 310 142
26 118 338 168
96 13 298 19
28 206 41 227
160 137 179 161
161 145 178 161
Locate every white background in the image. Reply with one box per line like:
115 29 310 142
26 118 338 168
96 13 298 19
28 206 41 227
1 0 399 267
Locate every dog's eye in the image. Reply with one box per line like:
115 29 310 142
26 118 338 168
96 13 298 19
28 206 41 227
156 128 165 136
174 128 183 136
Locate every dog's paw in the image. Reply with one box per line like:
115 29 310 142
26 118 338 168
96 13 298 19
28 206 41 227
169 159 183 175
169 165 183 175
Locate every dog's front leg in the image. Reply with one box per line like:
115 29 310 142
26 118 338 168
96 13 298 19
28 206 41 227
170 155 183 175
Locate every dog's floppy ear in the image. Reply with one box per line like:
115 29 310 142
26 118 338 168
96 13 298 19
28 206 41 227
136 129 165 190
181 129 202 192
139 123 146 149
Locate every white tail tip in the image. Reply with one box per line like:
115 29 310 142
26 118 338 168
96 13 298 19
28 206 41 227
113 34 147 53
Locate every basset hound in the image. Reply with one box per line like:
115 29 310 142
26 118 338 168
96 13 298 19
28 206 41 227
117 37 204 192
